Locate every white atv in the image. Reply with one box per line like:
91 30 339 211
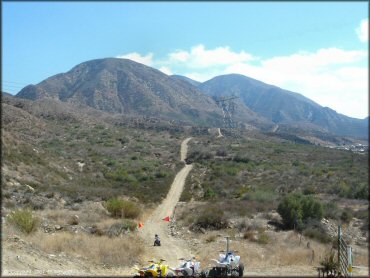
172 257 202 277
207 237 244 277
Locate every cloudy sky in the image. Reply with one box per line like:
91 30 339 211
3 2 368 118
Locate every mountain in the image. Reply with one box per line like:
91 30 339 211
16 58 276 129
2 91 13 98
170 75 201 87
16 58 226 126
199 74 368 139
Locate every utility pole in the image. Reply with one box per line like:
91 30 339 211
215 96 239 137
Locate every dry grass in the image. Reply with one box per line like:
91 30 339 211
27 231 143 266
194 229 362 270
42 202 110 226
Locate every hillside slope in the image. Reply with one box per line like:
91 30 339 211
200 74 368 139
16 58 224 126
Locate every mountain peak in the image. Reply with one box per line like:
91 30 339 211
16 58 224 126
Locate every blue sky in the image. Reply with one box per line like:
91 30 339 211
2 1 368 118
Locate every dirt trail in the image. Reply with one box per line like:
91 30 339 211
138 138 194 267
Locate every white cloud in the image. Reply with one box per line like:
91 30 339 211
356 19 368 43
168 44 255 68
169 51 189 63
116 45 368 118
222 48 368 118
116 52 153 66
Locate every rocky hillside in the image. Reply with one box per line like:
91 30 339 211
16 58 227 126
199 74 368 139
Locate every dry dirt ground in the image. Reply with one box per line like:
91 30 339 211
2 137 369 276
138 137 194 268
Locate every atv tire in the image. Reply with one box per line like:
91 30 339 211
207 268 218 278
144 272 154 278
238 263 244 277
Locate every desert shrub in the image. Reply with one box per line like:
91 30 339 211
320 250 338 273
340 208 353 224
107 220 137 237
194 205 228 230
303 219 332 244
303 185 317 195
7 209 38 234
205 234 217 243
257 231 270 244
186 150 213 164
243 230 256 241
203 186 216 199
354 182 369 200
324 201 341 220
243 188 277 203
338 180 351 198
105 198 141 219
277 193 323 230
233 155 250 163
216 149 228 157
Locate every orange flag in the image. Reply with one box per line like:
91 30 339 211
162 216 170 222
138 222 144 228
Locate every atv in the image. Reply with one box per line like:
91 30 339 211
171 257 202 277
207 237 244 277
133 259 172 277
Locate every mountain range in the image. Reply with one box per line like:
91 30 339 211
198 74 368 139
15 58 368 139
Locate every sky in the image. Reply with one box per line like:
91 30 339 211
2 1 368 119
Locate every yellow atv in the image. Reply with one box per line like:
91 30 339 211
133 259 172 277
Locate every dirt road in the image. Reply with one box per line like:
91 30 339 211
138 138 194 267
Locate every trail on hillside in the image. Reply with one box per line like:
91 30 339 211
138 138 194 267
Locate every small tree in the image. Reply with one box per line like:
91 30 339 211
277 193 303 229
277 193 324 230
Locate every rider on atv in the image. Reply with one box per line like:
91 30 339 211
154 234 161 246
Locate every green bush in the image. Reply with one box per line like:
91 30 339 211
324 201 341 220
303 219 332 244
7 209 38 234
243 189 277 203
194 206 228 230
105 198 141 219
203 186 216 199
340 208 353 224
354 183 369 200
277 193 323 230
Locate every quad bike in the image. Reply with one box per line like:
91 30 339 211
207 237 244 277
171 257 202 277
154 238 161 246
133 259 172 277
